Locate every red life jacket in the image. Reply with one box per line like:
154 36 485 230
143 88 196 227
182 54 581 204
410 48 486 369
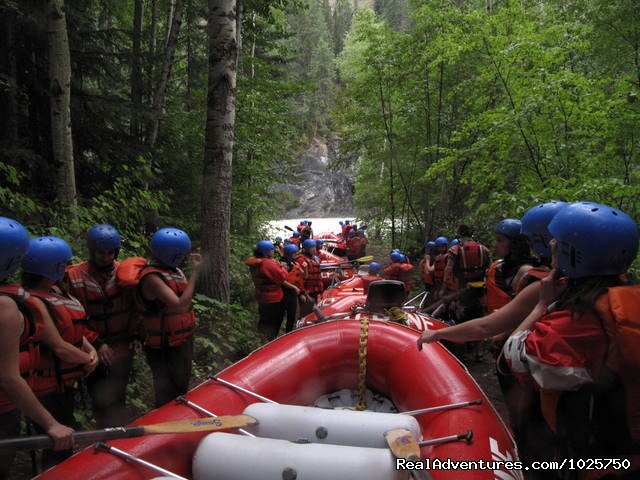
246 257 286 303
346 236 363 257
0 285 46 413
289 236 300 247
66 261 133 343
29 287 95 390
485 261 513 313
451 241 489 281
297 254 323 294
383 263 413 293
136 266 196 348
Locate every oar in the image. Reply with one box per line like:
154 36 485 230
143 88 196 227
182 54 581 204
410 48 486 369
385 429 433 480
284 225 294 232
211 376 278 404
417 430 473 447
0 415 257 450
175 396 256 438
403 399 482 416
320 255 374 269
95 443 188 480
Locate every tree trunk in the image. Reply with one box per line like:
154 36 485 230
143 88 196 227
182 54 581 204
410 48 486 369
47 0 77 208
148 0 158 102
131 0 144 139
200 0 238 302
1 10 18 143
147 0 184 148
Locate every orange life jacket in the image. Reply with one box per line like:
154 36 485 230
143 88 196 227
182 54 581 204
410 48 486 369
297 254 323 294
29 287 94 390
595 285 640 443
66 261 133 343
485 261 513 313
136 266 196 348
0 285 46 412
419 257 434 285
433 254 447 282
284 259 305 291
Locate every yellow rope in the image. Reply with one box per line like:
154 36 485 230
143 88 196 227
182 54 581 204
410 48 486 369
387 306 408 325
355 314 370 411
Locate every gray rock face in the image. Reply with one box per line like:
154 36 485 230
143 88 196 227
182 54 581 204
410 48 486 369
279 135 355 217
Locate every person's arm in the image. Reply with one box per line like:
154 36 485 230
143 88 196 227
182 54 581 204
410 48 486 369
0 297 74 450
417 281 541 349
511 269 567 335
141 253 203 312
282 281 300 294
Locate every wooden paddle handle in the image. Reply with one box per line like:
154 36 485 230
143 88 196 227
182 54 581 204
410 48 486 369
0 427 145 450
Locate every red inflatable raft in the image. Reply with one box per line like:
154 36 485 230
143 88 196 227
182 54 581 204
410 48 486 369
318 248 355 287
36 320 521 480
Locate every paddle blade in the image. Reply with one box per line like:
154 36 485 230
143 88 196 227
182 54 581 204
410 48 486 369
355 255 373 263
386 430 433 480
143 415 257 435
385 428 421 460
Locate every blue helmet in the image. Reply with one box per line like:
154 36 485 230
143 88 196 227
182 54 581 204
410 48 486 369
315 239 324 247
434 236 448 247
22 237 73 282
345 220 351 225
548 202 639 278
449 238 460 247
256 240 274 256
292 232 300 238
339 221 344 226
151 228 191 268
425 241 436 250
87 224 121 251
283 244 298 258
302 239 317 252
0 217 30 279
521 201 569 258
494 219 522 239
369 262 381 274
390 251 404 262
274 236 282 243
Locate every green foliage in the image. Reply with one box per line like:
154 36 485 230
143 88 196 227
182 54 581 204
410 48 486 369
191 294 262 378
336 2 640 246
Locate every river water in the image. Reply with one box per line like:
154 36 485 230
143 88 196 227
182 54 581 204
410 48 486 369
266 217 357 239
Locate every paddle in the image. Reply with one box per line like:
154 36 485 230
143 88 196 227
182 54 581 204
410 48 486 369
417 430 473 447
320 255 374 269
0 415 257 450
284 225 294 232
385 429 432 480
403 399 482 416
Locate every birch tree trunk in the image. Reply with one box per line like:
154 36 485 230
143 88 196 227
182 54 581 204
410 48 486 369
47 0 77 208
131 0 144 139
200 0 238 302
147 0 184 148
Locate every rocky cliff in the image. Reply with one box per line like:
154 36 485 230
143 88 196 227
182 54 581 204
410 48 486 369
277 135 355 218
